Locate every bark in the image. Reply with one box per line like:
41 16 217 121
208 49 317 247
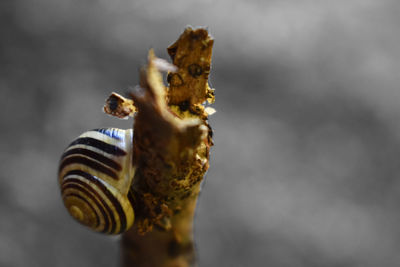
116 27 214 267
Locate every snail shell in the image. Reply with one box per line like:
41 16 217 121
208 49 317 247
58 128 135 234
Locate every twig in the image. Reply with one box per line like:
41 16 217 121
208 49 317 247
109 27 214 267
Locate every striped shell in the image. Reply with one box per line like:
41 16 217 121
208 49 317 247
58 128 135 234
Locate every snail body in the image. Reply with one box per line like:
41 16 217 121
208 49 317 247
58 128 135 234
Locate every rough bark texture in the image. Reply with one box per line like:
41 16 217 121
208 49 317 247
119 27 214 267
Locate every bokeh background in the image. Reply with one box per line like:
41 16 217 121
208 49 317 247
2 0 400 266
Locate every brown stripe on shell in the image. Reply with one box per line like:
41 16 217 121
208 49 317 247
62 177 115 234
62 170 127 234
59 156 119 180
63 192 100 228
68 137 127 156
62 182 111 231
127 188 136 210
62 148 122 172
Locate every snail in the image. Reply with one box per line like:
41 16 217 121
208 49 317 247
58 128 135 234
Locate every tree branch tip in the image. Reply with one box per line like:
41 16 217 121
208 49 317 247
120 26 214 267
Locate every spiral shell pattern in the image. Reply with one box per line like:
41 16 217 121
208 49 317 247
58 128 135 234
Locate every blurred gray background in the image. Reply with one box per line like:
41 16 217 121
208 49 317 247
1 0 400 266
